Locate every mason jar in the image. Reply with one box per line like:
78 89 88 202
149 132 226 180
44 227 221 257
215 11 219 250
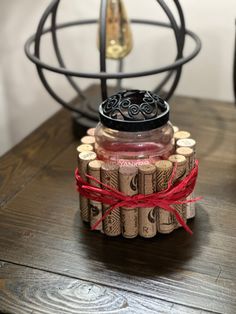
95 90 174 166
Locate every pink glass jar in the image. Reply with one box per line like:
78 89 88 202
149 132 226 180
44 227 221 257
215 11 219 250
95 90 174 166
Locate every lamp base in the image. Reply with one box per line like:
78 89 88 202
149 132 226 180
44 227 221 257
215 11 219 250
71 84 119 138
72 113 98 138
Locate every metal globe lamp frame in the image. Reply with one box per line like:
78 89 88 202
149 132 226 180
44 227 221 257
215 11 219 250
24 0 201 135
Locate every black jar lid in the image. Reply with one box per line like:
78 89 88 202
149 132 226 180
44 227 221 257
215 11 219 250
99 90 170 132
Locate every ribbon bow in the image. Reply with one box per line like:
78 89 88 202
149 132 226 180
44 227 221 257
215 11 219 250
75 160 201 235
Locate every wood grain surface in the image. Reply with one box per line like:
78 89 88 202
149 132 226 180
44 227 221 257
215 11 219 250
0 109 73 208
0 95 236 313
0 261 211 314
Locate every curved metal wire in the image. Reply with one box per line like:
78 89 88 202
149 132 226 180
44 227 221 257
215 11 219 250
153 0 185 100
51 0 87 101
165 0 187 100
25 20 201 79
99 0 108 100
33 0 97 119
153 0 186 99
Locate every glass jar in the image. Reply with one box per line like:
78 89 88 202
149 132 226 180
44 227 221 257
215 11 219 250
95 90 174 166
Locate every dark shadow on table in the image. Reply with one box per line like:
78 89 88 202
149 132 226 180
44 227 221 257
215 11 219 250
74 203 210 278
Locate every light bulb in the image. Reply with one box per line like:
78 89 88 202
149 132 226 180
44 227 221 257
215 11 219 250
98 0 133 59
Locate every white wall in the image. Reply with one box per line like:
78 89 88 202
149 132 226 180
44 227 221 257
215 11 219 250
0 0 235 156
173 0 235 101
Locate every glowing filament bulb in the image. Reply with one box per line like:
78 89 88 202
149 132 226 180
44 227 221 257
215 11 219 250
98 0 133 59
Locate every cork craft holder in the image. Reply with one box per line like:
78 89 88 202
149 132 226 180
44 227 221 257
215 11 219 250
75 91 199 238
75 126 199 238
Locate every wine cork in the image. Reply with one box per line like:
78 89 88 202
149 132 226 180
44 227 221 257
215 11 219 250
76 145 94 171
176 147 194 173
168 154 187 182
174 131 191 149
155 160 175 234
174 131 191 141
81 136 95 147
168 154 187 228
119 166 138 238
176 138 196 160
78 151 97 222
77 144 94 154
101 163 121 236
86 128 95 136
176 147 196 220
173 125 179 133
176 138 196 151
88 160 104 232
138 164 157 238
186 193 196 219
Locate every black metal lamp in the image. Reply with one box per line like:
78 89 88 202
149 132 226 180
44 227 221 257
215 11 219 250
24 0 201 135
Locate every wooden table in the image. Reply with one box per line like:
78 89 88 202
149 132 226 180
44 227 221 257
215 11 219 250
0 96 236 314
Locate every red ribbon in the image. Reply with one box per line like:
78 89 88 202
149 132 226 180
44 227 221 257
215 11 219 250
75 160 201 235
